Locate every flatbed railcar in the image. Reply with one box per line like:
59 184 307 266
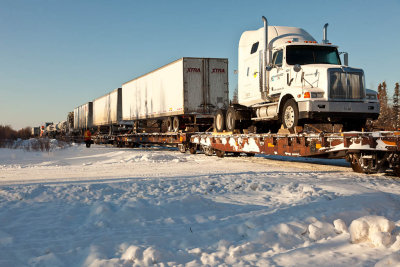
91 130 400 177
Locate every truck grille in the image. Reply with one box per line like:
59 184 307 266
329 70 364 100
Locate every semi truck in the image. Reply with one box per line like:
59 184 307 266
214 17 380 133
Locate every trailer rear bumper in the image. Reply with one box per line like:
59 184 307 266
298 101 379 121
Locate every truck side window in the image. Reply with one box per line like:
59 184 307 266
250 42 259 54
272 50 283 67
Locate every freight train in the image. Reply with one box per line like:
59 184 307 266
30 17 400 177
71 17 379 136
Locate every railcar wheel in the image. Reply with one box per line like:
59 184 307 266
393 166 400 177
215 150 225 158
178 144 186 153
189 145 197 154
215 109 226 132
282 99 299 130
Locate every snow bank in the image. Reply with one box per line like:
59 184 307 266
308 220 336 241
349 216 396 247
375 252 400 267
1 144 400 266
7 138 70 151
333 219 348 234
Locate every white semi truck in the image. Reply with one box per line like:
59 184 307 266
215 17 380 132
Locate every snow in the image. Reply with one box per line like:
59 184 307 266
0 143 400 266
349 216 395 247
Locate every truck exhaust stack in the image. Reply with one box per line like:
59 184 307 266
262 16 268 94
323 23 329 44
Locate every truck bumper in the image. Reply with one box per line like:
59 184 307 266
298 101 379 122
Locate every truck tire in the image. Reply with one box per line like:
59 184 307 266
214 109 226 132
282 99 299 130
167 117 173 132
173 116 180 132
225 107 237 132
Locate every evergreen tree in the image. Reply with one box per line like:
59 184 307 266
376 82 391 129
393 82 400 130
232 86 238 104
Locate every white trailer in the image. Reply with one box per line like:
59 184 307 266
92 88 122 127
73 102 93 130
122 57 229 132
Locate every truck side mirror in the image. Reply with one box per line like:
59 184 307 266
343 53 348 66
293 64 301 72
340 52 349 66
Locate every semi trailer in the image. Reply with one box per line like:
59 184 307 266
73 102 93 131
92 88 122 133
214 17 380 133
122 57 229 132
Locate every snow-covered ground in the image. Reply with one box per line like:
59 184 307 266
0 142 399 266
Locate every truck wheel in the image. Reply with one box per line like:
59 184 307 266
214 109 226 132
282 99 299 130
167 117 173 132
173 116 180 132
225 107 237 132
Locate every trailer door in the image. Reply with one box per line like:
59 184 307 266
184 58 206 114
208 58 229 113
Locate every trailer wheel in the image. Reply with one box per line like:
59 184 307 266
173 116 180 132
282 99 299 130
166 117 173 132
225 107 237 132
215 109 226 132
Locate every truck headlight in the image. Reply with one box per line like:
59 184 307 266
311 92 324 98
366 94 377 100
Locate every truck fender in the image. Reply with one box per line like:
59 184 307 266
277 94 296 120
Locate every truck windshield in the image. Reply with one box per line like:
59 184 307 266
286 45 341 65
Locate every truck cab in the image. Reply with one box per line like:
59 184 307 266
217 18 379 133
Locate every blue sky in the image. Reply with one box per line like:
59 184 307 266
1 0 399 129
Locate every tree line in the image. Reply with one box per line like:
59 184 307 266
372 82 400 130
0 125 31 140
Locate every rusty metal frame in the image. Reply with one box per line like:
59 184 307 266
191 132 400 159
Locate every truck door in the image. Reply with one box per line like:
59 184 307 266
269 49 285 95
243 42 261 100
